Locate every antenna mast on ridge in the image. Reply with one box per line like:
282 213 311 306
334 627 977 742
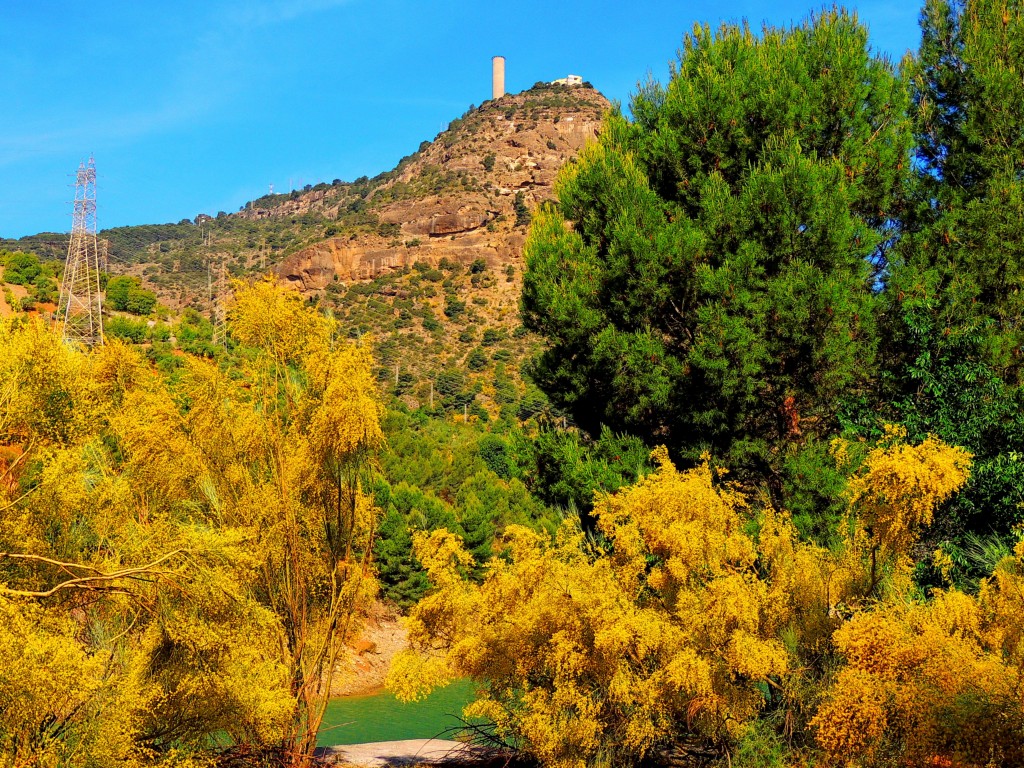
57 157 104 346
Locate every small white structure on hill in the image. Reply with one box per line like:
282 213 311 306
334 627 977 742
551 74 583 86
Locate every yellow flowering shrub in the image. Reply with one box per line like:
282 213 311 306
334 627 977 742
0 597 108 766
847 425 973 559
813 580 1024 766
0 281 385 765
390 431 982 768
390 450 791 768
808 434 1024 767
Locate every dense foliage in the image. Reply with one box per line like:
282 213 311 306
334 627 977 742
523 3 1024 552
105 275 158 315
870 0 1024 565
393 431 1024 767
0 281 384 766
523 11 910 499
0 249 59 310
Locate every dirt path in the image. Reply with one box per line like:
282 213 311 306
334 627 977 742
0 268 12 317
333 601 408 697
317 739 484 767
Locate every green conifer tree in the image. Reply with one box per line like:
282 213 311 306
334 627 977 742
874 0 1024 543
885 0 1024 374
456 492 494 580
374 506 430 607
522 10 911 495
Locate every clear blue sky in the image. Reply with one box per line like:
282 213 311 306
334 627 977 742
1 0 921 238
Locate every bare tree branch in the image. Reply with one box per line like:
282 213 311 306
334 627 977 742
0 550 185 599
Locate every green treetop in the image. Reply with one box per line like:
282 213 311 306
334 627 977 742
886 0 1024 380
522 10 911 490
105 275 158 316
867 0 1024 548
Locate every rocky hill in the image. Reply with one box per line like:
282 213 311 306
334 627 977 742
274 83 608 292
1 82 611 415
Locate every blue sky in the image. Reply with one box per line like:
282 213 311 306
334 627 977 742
1 1 920 238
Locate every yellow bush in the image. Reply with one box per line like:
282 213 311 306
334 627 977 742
390 451 792 767
390 431 982 767
0 597 108 766
813 579 1024 766
0 283 385 764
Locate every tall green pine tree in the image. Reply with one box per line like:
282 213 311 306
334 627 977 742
875 0 1024 546
522 10 911 504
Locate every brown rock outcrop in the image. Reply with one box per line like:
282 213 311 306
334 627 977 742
276 85 609 292
279 226 527 291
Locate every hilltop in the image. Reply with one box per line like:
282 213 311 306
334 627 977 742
1 82 607 297
0 82 611 415
274 83 608 291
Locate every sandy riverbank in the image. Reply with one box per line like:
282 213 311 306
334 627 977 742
317 738 485 767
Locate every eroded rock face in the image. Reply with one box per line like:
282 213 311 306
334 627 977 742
403 208 491 237
276 86 609 292
279 227 527 291
279 241 406 290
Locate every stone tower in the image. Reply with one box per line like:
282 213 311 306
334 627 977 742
492 56 505 100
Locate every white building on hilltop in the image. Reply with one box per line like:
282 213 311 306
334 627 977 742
551 74 583 86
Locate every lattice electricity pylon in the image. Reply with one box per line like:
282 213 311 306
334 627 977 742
211 259 228 347
57 157 104 346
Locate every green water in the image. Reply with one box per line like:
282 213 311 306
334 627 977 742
317 679 478 746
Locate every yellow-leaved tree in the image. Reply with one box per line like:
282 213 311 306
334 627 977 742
389 449 789 768
811 429 1024 766
0 278 384 766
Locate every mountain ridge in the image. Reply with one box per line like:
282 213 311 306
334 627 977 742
273 83 608 293
1 82 610 311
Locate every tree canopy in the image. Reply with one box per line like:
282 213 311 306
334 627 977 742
0 280 384 766
522 11 911 491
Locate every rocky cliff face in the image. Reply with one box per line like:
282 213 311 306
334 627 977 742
277 227 527 289
276 85 609 292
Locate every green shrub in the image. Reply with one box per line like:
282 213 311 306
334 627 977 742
106 276 157 315
482 328 504 346
105 315 149 343
478 434 512 479
33 275 58 304
435 369 466 397
467 347 488 371
2 250 42 286
444 295 466 320
513 192 531 228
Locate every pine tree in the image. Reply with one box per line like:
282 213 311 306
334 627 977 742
876 0 1024 541
456 492 494 579
887 0 1024 377
522 10 911 494
374 506 429 607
